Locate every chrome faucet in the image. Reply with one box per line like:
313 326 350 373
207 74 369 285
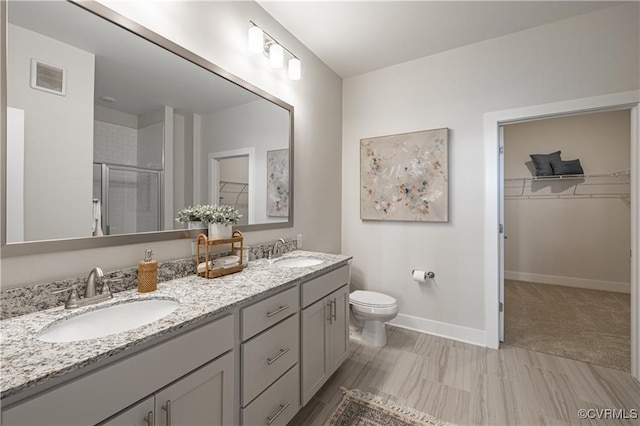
54 267 113 309
269 238 286 260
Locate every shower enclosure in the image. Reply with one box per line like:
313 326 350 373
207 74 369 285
92 163 162 235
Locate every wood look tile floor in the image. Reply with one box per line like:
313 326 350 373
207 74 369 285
288 326 640 426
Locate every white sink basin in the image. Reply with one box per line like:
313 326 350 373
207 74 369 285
37 298 180 343
273 257 323 268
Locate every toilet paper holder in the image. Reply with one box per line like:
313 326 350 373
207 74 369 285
412 269 435 280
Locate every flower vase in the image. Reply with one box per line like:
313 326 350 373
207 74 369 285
187 221 205 230
208 223 233 239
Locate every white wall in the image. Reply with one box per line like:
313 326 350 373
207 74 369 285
1 1 342 288
343 3 639 343
7 24 95 242
504 110 630 292
6 108 24 243
201 100 289 224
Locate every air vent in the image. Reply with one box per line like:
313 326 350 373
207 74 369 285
30 59 66 96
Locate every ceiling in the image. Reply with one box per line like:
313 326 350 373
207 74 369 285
257 1 623 78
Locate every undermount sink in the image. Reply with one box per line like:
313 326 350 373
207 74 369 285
273 256 323 268
37 298 181 343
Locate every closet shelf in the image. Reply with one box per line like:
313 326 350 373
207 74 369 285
505 169 630 199
218 180 248 206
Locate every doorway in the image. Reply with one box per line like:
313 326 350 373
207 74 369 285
483 90 640 380
208 148 255 225
501 110 631 370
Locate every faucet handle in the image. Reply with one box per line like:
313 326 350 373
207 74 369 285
99 280 115 298
53 285 80 309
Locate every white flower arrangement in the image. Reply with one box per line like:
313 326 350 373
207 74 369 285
176 205 205 223
177 204 242 226
199 204 242 226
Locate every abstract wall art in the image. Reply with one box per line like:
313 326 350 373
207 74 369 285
360 128 448 222
267 148 289 217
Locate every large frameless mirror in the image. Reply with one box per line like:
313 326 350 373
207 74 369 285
1 0 293 256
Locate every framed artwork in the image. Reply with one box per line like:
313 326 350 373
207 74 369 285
267 148 289 217
360 128 448 222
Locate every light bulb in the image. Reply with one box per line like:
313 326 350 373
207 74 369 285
288 58 301 80
269 43 283 68
248 26 263 54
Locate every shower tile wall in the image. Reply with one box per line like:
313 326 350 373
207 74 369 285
93 120 163 234
138 122 164 170
94 120 138 166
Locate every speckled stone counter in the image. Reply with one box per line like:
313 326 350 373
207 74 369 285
0 250 351 402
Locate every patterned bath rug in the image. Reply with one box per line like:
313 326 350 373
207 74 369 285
324 388 453 426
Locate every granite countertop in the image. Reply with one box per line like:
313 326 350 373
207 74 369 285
0 250 351 401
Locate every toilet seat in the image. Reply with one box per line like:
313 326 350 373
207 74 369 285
350 290 397 308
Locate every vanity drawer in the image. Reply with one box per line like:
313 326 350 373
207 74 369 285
242 313 299 405
242 286 299 341
301 264 350 308
242 365 300 426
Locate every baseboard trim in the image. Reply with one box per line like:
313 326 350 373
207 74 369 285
388 313 487 347
505 271 630 294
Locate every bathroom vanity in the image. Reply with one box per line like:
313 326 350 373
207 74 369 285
0 251 351 425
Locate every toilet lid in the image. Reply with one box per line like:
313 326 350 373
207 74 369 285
350 290 397 308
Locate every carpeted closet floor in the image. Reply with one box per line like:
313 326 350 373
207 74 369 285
504 280 630 371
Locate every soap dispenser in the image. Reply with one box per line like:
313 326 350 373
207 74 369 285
138 249 158 293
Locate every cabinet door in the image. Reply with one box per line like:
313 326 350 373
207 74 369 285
155 352 234 426
97 396 155 426
327 285 349 376
301 296 329 406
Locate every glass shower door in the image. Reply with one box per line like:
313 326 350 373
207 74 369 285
94 164 161 235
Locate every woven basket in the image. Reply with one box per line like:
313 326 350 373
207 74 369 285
138 260 158 293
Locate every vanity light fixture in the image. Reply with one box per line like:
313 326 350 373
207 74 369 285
248 21 301 80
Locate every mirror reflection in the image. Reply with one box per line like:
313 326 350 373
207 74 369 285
5 0 291 244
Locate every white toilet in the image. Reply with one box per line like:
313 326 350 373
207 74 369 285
349 290 399 347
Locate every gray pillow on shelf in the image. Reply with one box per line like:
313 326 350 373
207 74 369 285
551 158 584 175
529 151 561 176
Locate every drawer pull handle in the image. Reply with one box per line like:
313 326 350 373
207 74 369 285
144 410 155 426
267 347 290 365
331 299 337 321
267 305 290 318
162 400 172 426
266 402 290 425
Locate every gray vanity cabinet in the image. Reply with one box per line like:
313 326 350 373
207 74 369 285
2 316 234 426
240 286 300 426
154 352 234 426
300 265 350 406
99 353 234 426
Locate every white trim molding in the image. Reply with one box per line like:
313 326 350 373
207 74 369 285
388 314 487 347
484 90 640 380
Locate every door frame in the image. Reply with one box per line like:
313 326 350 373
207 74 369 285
208 148 255 224
483 90 640 380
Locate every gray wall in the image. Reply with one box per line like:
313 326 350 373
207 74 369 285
504 110 631 292
342 3 639 341
8 23 95 242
